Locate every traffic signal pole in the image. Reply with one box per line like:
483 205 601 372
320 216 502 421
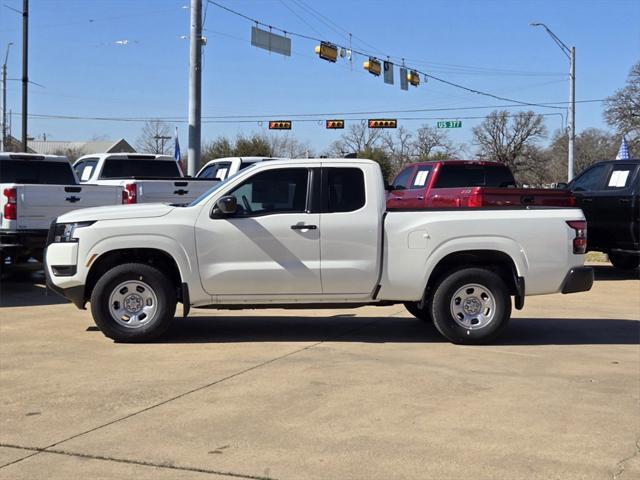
187 0 202 176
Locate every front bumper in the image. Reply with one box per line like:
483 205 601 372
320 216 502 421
44 247 86 309
560 266 594 294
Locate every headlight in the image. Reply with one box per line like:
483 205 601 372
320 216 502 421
53 221 95 243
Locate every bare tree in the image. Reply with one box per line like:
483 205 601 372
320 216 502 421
328 122 384 156
603 62 640 155
52 147 87 164
547 128 618 180
267 134 314 158
137 120 174 154
473 110 547 177
381 126 413 174
412 125 458 160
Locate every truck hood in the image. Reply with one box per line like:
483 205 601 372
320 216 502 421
56 203 175 223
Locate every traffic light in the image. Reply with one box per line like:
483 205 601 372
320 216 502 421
363 57 381 76
268 120 292 130
407 70 420 87
325 119 345 129
315 42 338 62
368 119 397 129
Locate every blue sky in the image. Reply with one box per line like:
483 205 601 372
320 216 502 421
1 0 638 154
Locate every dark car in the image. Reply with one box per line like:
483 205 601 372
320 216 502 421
566 159 640 270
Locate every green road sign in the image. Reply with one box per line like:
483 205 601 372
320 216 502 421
437 120 462 128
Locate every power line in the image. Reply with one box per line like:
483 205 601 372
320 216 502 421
27 111 568 125
26 99 603 123
206 1 567 110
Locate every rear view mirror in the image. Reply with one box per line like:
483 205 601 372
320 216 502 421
211 195 237 218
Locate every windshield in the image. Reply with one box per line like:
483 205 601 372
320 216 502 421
188 176 233 206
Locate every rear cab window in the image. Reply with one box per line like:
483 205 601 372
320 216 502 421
100 159 181 179
1 160 76 185
434 164 516 188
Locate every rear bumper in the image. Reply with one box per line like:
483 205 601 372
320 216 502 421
0 229 48 256
561 266 594 294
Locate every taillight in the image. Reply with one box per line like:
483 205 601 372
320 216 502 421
122 183 137 204
466 190 484 207
567 220 587 254
3 187 17 220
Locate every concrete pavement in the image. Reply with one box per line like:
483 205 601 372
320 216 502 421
0 264 638 479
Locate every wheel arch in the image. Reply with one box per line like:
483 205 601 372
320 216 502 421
84 248 184 305
424 249 525 310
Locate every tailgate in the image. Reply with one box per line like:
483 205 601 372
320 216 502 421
18 185 120 229
481 188 575 207
135 180 218 204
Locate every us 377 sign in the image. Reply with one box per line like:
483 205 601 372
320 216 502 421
437 120 462 128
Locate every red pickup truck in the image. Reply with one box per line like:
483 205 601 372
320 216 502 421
386 160 575 209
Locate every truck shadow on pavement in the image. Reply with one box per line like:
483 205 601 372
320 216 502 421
592 265 640 281
158 315 640 346
0 268 69 308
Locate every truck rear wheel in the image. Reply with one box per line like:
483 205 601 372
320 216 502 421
608 252 640 271
430 268 511 345
404 302 432 322
90 263 176 342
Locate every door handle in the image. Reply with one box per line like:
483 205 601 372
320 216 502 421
582 198 593 203
417 195 424 200
291 224 317 230
619 198 631 204
393 197 404 200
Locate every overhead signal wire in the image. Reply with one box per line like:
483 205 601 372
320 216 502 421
206 1 567 110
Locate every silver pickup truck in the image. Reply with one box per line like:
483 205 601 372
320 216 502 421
46 159 593 345
74 153 219 205
0 153 120 264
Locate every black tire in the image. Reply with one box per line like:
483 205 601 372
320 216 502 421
608 252 640 271
404 301 432 322
90 263 176 342
430 267 511 345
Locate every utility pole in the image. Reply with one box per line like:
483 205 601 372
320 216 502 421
530 22 575 181
187 0 203 176
1 43 13 152
21 0 28 152
568 47 575 181
154 134 171 154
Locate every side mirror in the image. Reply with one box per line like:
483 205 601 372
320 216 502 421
210 195 237 218
556 182 569 190
384 182 395 192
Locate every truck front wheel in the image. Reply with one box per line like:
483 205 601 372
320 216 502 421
90 263 176 342
430 268 511 345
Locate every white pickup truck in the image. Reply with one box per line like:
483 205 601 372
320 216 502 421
0 153 121 264
74 153 219 205
195 156 280 181
45 159 593 344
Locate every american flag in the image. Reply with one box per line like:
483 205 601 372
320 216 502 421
616 136 630 160
174 126 181 162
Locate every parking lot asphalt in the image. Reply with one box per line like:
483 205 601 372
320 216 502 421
0 263 638 480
